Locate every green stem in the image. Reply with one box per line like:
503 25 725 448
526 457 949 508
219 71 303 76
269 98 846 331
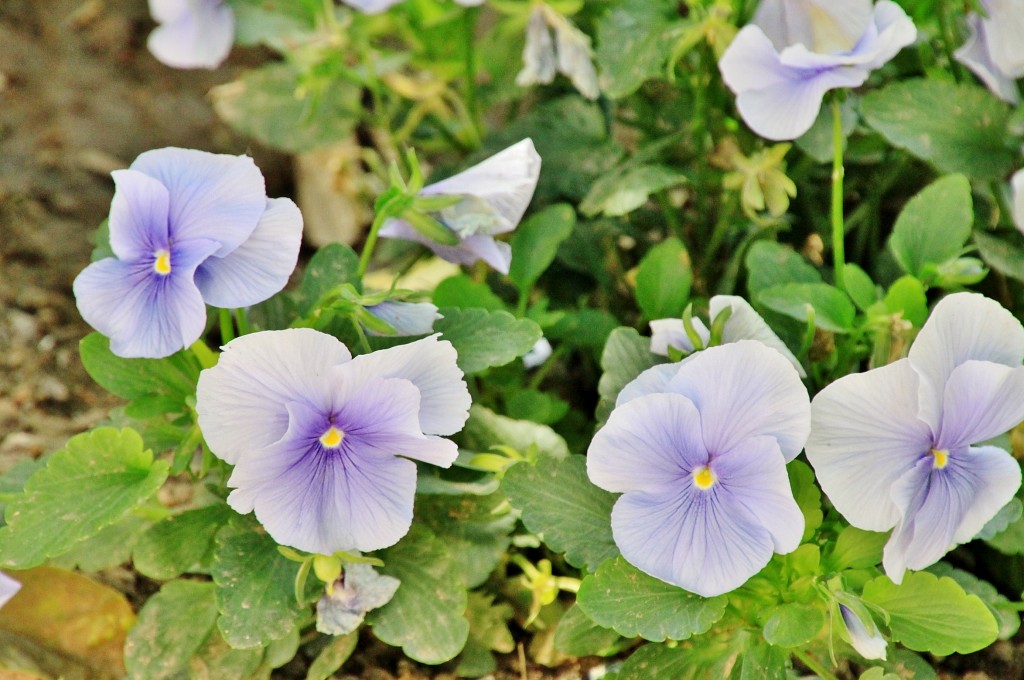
830 97 846 293
234 308 251 336
990 179 1015 227
218 307 235 344
657 190 687 245
462 7 482 139
357 209 392 279
936 0 966 82
792 648 840 680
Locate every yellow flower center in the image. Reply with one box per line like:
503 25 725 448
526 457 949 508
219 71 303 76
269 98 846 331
692 465 717 490
319 426 344 449
931 448 949 470
153 250 172 275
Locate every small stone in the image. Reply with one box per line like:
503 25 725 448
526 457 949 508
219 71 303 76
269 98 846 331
0 432 44 456
7 310 38 345
36 375 70 402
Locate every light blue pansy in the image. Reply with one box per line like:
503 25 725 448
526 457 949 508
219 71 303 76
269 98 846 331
147 0 234 69
954 0 1024 103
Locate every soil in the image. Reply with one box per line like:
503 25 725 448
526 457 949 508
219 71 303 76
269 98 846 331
0 2 1021 679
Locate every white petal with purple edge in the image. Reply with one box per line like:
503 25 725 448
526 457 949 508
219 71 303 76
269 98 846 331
753 0 872 53
148 0 234 70
951 445 1022 544
668 341 810 460
0 572 21 609
806 359 932 531
587 393 705 494
130 148 265 254
365 301 440 337
955 15 1020 103
616 363 680 405
194 197 303 308
713 295 805 376
936 361 1024 450
108 170 171 260
196 329 352 464
979 0 1024 77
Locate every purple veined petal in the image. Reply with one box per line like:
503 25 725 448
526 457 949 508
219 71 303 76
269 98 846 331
936 361 1024 451
587 392 705 494
196 329 352 464
194 197 303 308
365 301 441 337
806 359 932 531
108 170 171 261
342 0 405 13
712 295 806 377
147 0 234 70
839 604 887 660
908 293 1024 431
228 400 418 554
712 436 804 554
842 1 917 71
977 0 1024 78
379 220 514 273
667 340 810 460
73 239 219 359
611 484 776 597
1014 170 1024 236
955 14 1021 103
951 445 1022 544
343 335 471 436
753 0 873 53
649 317 710 357
0 571 21 609
130 148 265 255
516 7 557 87
616 363 681 405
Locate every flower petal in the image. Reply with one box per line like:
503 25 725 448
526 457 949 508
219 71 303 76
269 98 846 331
196 329 352 464
365 301 440 337
194 197 303 308
130 147 265 255
342 0 404 13
976 0 1024 78
587 393 705 494
753 0 873 53
649 317 709 357
616 363 680 405
108 169 171 261
1013 169 1024 236
952 445 1022 544
668 340 810 460
0 572 21 609
806 359 933 531
936 361 1024 450
955 14 1021 103
147 0 234 70
713 295 805 376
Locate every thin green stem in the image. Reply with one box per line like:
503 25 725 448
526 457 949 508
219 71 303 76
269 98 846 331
792 648 840 680
830 97 846 293
462 7 482 139
936 0 966 82
219 307 235 344
357 209 392 279
234 308 251 336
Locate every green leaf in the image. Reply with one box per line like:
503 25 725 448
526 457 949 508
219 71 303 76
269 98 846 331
825 526 887 571
502 456 618 572
756 282 856 333
212 519 304 649
305 632 358 680
506 389 570 425
596 327 664 426
0 428 168 569
80 333 200 406
509 203 577 292
844 263 879 311
370 525 470 664
50 515 150 572
788 460 823 542
595 0 678 99
927 563 1021 640
190 632 264 680
416 493 515 588
745 241 821 294
554 604 623 657
300 242 361 313
134 504 234 580
618 640 735 680
547 308 620 350
888 175 973 278
581 165 686 217
124 579 218 680
860 79 1017 180
461 404 570 459
456 592 516 677
737 639 788 680
210 63 361 153
436 308 542 374
974 230 1024 282
883 276 929 327
433 274 506 311
978 497 1023 541
762 602 825 647
861 571 998 655
634 237 693 320
576 557 728 642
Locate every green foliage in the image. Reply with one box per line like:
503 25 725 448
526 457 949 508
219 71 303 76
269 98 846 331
124 579 219 680
436 308 543 374
433 274 506 310
456 593 516 677
595 0 679 99
596 327 664 425
581 165 686 217
927 563 1021 640
305 633 358 680
762 602 825 647
134 504 234 579
503 455 619 572
417 492 515 588
888 174 973 280
974 230 1024 282
509 203 577 293
788 461 823 542
745 241 821 293
300 243 361 313
0 428 168 569
576 557 728 642
461 404 570 459
825 526 888 571
553 604 623 656
634 237 693 321
756 283 855 333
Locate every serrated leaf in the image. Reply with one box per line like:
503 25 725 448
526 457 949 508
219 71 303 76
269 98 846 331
461 404 570 460
370 525 470 664
300 242 361 313
554 604 623 657
212 520 304 649
862 571 998 655
502 456 618 572
436 308 542 374
509 203 577 292
456 592 515 677
596 0 678 99
596 327 664 426
417 493 515 589
618 641 733 680
860 79 1016 180
124 579 217 680
762 602 825 647
927 563 1021 640
756 282 855 333
576 557 728 642
189 632 263 680
80 333 199 405
50 515 150 572
634 237 692 320
888 175 973 278
0 427 168 569
134 504 234 580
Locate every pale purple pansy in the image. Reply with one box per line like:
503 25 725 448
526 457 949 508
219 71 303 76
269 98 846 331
0 572 20 609
147 0 234 70
587 341 810 597
839 603 887 660
316 563 400 635
954 0 1024 103
74 148 302 359
516 4 599 100
806 293 1024 583
195 329 471 555
649 295 806 377
379 139 541 274
718 0 916 140
365 301 441 336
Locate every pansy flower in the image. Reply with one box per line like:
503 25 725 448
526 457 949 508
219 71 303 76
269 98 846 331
516 4 600 101
954 0 1024 103
839 603 887 660
649 294 806 377
718 0 916 140
587 341 810 597
379 139 541 274
196 329 471 555
364 300 441 336
0 572 20 609
316 563 400 635
147 0 234 70
806 293 1024 583
74 148 302 359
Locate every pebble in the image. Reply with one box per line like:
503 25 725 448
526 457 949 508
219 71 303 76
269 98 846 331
36 375 70 402
0 432 44 457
